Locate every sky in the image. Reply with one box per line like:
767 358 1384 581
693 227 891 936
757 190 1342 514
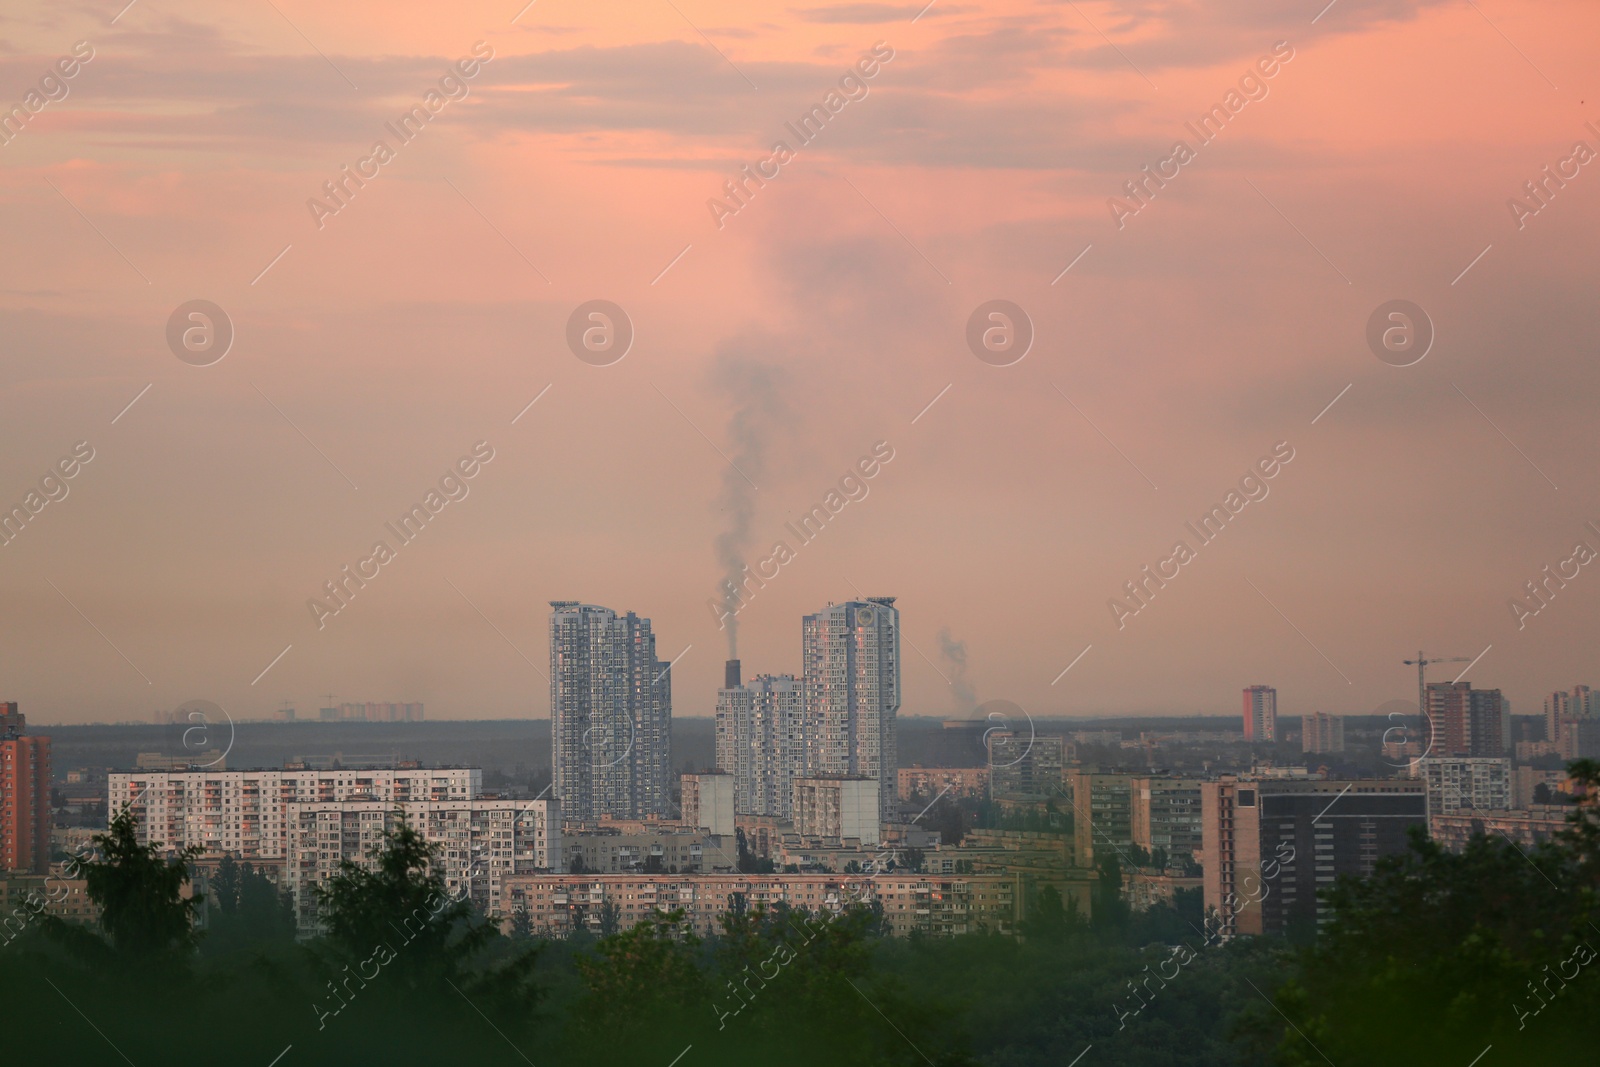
1 0 1597 729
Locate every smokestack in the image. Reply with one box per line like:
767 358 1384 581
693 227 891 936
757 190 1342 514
725 659 742 689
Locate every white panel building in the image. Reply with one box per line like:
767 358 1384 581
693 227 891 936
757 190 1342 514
1419 757 1512 818
107 767 480 858
285 798 560 935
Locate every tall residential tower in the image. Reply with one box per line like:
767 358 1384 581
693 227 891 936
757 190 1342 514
549 602 673 819
802 597 902 814
1243 686 1277 742
714 662 804 818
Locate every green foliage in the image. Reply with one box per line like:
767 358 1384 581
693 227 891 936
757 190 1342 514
1269 761 1600 1064
46 808 203 974
203 853 295 957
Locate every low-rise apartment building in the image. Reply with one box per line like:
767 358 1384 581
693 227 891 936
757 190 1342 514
285 799 558 936
504 871 1021 938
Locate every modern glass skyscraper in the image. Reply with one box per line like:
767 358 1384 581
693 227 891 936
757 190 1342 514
549 602 672 819
802 597 901 814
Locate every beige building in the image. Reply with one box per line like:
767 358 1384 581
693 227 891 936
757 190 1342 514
564 827 721 875
1301 712 1344 754
285 798 558 935
792 776 880 846
987 733 1068 798
504 871 1021 938
1067 770 1133 868
1130 776 1203 865
897 766 987 801
681 772 735 836
1428 805 1570 852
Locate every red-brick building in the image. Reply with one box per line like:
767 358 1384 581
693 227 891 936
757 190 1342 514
2 707 52 875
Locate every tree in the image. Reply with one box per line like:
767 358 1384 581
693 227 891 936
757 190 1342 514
48 808 203 974
572 909 706 1052
597 899 622 936
203 855 294 956
1091 852 1129 935
1269 822 1596 1064
313 816 534 1015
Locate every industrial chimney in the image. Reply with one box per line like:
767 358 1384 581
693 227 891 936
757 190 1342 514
724 659 741 689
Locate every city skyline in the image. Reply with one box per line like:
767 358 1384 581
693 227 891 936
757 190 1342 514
1 1 1597 733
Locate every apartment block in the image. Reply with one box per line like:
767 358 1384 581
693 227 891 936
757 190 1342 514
1130 776 1203 865
987 734 1067 798
1300 712 1344 755
792 776 880 846
504 871 1019 938
1425 682 1507 757
1067 770 1133 868
549 602 673 820
1418 757 1511 820
803 598 902 815
563 828 719 875
1429 806 1571 853
897 766 988 801
680 772 735 836
1 724 50 875
286 798 559 935
328 702 424 722
107 767 480 858
715 667 804 818
1202 777 1425 938
1242 686 1277 742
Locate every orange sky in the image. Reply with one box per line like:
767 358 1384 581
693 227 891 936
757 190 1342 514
2 0 1598 727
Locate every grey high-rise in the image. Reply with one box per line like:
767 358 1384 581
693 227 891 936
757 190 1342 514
549 602 672 819
715 663 804 818
802 597 901 814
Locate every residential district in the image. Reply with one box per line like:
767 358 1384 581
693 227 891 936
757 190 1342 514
1 602 1591 945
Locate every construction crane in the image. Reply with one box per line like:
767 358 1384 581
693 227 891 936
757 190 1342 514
1401 652 1472 716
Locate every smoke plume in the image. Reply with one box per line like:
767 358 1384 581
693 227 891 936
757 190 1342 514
938 627 978 713
712 354 784 657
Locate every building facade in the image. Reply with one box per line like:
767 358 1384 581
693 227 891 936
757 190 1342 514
681 772 735 836
1067 771 1133 868
285 798 559 935
1425 681 1507 758
1202 777 1425 938
802 598 901 815
1300 712 1344 755
1130 776 1203 865
549 602 673 820
715 667 804 819
1242 686 1277 742
1418 757 1511 819
897 766 988 801
1429 806 1571 853
987 734 1067 798
504 871 1020 938
107 767 480 858
1549 684 1600 760
1 717 50 875
792 777 880 846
